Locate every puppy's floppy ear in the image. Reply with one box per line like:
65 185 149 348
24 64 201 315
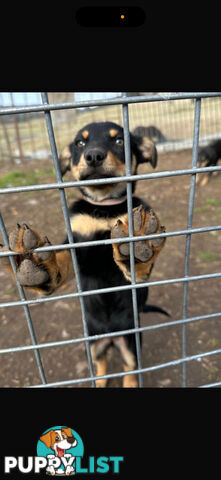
132 135 158 169
62 427 73 438
59 144 72 176
40 430 55 449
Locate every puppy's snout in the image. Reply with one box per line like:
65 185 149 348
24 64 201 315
85 148 106 167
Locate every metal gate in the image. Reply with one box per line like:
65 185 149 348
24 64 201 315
0 92 221 388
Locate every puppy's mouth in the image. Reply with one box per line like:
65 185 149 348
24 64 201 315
56 446 65 458
79 168 117 181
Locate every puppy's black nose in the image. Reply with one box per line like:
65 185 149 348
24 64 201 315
67 436 75 444
85 148 106 167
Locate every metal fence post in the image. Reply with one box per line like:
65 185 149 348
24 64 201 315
122 93 143 387
0 212 47 385
182 98 201 387
41 93 96 387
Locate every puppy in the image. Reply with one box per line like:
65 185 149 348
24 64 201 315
196 139 221 186
40 428 77 475
0 121 167 387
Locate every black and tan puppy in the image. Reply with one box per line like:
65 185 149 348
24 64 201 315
196 139 221 187
0 122 167 387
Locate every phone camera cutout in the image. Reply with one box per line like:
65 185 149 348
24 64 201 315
75 7 145 27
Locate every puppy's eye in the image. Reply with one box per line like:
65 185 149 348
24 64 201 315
115 138 124 146
76 139 86 147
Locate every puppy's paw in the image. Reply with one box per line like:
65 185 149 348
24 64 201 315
111 205 166 282
8 223 53 287
0 223 60 293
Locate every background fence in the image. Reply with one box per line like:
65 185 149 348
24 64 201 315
1 92 221 165
0 92 221 388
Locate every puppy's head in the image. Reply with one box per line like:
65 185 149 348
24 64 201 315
40 428 77 454
59 121 157 202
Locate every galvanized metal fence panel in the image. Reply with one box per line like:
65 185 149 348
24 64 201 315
1 92 221 161
0 92 221 388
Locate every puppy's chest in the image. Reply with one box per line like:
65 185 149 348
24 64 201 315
70 213 127 238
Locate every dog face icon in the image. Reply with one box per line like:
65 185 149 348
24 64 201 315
40 427 78 475
40 428 77 457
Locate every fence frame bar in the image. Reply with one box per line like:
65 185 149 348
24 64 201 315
41 93 96 387
182 97 201 386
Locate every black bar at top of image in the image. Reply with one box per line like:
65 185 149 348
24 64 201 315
75 6 146 27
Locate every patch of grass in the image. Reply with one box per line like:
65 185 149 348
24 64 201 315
198 251 221 262
194 205 209 214
35 167 55 177
0 171 38 188
194 198 221 215
207 337 220 348
214 207 221 219
206 198 220 206
0 168 55 188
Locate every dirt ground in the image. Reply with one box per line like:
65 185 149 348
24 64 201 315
0 149 221 388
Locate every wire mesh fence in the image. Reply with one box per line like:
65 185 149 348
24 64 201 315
1 92 221 164
0 92 221 388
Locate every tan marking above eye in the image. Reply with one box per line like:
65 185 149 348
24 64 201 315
109 128 119 137
82 130 89 139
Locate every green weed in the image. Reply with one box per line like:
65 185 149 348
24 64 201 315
198 251 221 262
0 168 55 188
0 171 38 188
206 198 220 206
194 198 221 215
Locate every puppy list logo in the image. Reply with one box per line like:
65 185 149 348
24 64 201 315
37 426 82 476
4 426 124 476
